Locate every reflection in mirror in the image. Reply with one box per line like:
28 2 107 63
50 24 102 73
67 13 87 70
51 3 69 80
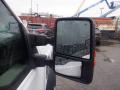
56 20 90 59
55 56 81 77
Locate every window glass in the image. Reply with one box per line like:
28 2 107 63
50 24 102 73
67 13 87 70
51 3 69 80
56 20 90 58
0 1 28 87
28 24 42 29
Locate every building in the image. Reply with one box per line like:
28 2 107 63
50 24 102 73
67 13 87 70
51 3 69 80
19 13 57 29
92 17 115 31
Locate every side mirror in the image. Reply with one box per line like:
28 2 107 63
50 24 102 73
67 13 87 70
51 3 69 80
54 18 95 84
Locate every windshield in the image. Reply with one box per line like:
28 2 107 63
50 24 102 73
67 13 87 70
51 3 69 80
44 25 49 29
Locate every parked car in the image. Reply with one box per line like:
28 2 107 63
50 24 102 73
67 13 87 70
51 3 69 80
27 23 50 34
95 28 101 45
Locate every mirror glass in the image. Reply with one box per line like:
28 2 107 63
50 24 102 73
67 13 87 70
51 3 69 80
55 56 82 77
55 19 92 78
56 20 90 59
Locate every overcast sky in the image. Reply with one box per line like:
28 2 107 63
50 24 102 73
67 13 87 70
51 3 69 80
5 0 120 17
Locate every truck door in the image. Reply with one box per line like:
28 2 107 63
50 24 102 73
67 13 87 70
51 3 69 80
0 1 56 90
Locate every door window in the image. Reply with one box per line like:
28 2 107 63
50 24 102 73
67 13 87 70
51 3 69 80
0 1 28 87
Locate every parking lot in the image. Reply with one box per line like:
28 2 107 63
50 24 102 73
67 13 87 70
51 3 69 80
56 39 120 90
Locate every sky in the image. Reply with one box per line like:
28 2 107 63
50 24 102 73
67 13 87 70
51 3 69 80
5 0 120 17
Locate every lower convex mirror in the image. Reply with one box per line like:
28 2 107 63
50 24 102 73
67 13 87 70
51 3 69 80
54 18 95 83
55 57 82 78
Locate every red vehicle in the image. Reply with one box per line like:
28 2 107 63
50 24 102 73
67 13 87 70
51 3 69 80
27 23 51 34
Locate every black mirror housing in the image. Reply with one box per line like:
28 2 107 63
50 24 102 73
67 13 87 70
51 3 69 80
54 17 95 84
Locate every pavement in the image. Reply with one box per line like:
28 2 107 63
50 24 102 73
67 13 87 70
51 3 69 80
56 40 120 90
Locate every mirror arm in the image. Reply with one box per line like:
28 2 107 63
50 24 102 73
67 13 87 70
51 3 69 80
32 53 47 67
45 36 54 45
28 33 54 47
32 53 54 67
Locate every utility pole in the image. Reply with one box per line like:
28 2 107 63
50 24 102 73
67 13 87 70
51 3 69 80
100 7 104 15
36 0 39 14
31 0 33 22
37 4 38 14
